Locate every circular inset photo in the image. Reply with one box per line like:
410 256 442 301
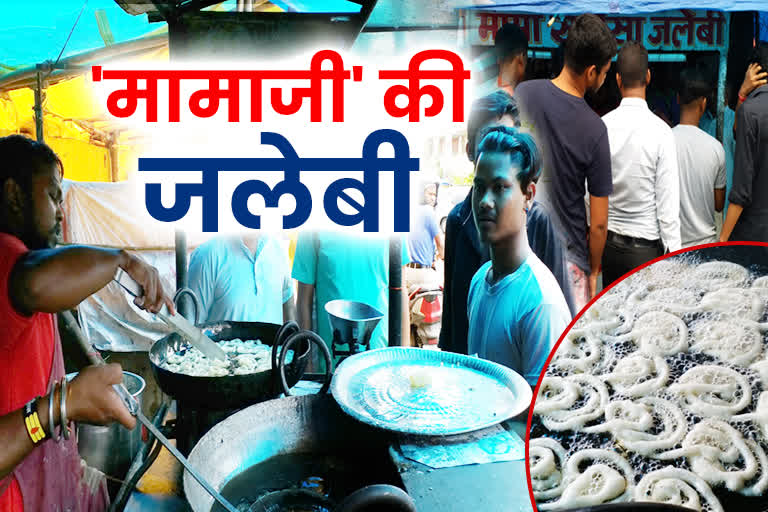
527 243 768 512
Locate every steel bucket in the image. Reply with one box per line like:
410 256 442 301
68 371 145 480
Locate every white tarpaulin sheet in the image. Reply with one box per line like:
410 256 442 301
62 180 206 351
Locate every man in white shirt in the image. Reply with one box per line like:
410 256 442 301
673 69 726 247
601 42 681 286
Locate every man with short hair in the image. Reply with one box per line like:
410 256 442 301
515 13 617 307
406 181 443 269
495 23 528 96
600 42 680 286
673 69 726 248
440 91 574 356
0 135 172 511
468 126 570 384
721 43 768 242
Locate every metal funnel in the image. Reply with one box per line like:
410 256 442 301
325 300 384 347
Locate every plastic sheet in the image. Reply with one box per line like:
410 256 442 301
62 179 209 351
398 424 525 469
76 250 176 351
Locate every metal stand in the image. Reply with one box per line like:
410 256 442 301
325 299 384 365
331 331 370 361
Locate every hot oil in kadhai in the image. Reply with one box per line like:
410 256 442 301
211 452 397 512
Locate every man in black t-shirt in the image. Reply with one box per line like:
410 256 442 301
515 14 617 310
722 43 768 243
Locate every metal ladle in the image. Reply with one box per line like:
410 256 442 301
78 275 240 512
82 345 239 512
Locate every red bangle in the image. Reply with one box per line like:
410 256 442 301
739 93 747 103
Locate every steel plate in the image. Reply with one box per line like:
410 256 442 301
331 348 532 436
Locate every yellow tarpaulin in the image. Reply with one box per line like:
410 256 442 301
0 0 289 184
0 43 169 182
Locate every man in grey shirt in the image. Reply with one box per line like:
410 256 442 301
673 69 726 247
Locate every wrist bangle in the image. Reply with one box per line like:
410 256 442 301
48 382 61 442
59 377 70 440
739 93 747 103
23 397 47 444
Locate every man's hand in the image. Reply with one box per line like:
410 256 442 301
120 252 175 314
740 63 768 100
67 364 136 430
588 271 599 301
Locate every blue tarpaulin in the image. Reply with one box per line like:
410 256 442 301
0 0 367 71
455 0 767 14
0 0 160 69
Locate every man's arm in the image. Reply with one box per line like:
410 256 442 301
9 247 172 315
655 134 682 252
585 128 613 300
714 189 726 213
291 232 317 331
527 202 577 316
282 297 297 323
401 266 409 346
722 103 756 242
720 204 744 242
296 282 315 331
588 196 609 299
520 302 571 387
714 143 727 214
0 364 134 480
434 233 445 261
187 246 214 324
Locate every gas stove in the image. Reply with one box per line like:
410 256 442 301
169 401 241 456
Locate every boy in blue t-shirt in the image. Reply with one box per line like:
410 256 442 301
467 126 571 386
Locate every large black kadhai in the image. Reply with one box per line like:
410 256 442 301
149 321 313 454
149 321 311 410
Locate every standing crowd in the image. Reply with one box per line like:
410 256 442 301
441 14 768 388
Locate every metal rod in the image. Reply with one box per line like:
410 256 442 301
60 310 102 363
109 400 169 512
107 132 119 182
389 237 402 347
175 230 194 321
74 321 236 511
136 410 239 512
716 16 730 142
34 71 44 142
0 35 167 93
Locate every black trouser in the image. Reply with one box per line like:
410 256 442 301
601 231 664 287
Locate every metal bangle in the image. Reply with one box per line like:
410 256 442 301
48 382 60 442
59 377 70 440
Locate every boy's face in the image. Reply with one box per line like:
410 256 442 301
424 184 437 207
472 151 531 244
